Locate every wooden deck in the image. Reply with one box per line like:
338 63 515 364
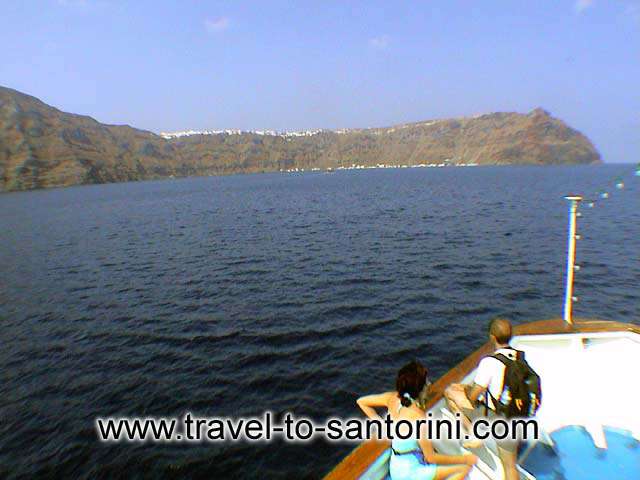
323 318 640 480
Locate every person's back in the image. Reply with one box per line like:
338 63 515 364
386 394 437 480
389 436 428 479
357 360 475 480
467 318 522 480
474 345 517 412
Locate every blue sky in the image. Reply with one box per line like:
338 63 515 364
2 0 639 162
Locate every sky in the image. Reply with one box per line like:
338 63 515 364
1 0 639 163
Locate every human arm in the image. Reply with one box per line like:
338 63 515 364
466 356 495 407
356 391 395 422
466 383 487 408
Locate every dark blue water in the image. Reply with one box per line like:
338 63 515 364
1 165 639 479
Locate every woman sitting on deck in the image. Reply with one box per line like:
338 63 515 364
357 361 476 480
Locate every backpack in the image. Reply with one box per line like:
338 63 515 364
487 348 542 418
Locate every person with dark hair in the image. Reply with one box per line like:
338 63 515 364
357 360 476 480
444 318 521 480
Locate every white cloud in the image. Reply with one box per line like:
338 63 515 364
205 17 230 33
574 0 594 14
369 35 390 49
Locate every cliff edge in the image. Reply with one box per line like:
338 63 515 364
0 87 601 192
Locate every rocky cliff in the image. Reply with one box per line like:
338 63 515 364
0 86 601 192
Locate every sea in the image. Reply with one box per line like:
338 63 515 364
1 164 639 479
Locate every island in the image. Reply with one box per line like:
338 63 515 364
0 86 601 192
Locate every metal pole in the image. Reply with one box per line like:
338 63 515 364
563 195 582 324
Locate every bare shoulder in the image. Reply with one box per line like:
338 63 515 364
386 392 400 410
405 407 426 421
358 391 397 408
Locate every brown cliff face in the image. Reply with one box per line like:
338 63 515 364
0 86 601 192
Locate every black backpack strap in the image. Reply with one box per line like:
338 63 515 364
509 347 525 361
491 348 523 364
491 352 513 367
484 390 494 416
